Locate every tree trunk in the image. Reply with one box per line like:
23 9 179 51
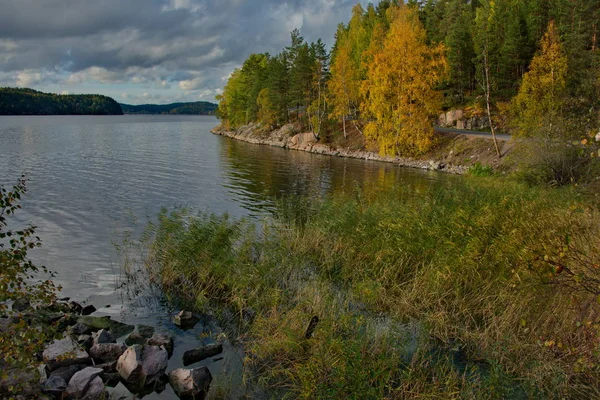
483 48 502 158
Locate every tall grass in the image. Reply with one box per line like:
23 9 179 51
144 178 600 399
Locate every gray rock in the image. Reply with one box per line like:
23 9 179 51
168 367 212 399
78 334 93 351
125 332 146 346
72 322 92 335
12 298 30 312
183 343 223 366
173 310 199 328
49 364 82 384
92 329 115 344
137 325 155 338
147 333 174 358
116 345 168 387
43 336 91 371
81 304 97 316
78 316 112 331
81 376 105 400
89 343 127 363
41 375 68 396
96 360 118 373
66 367 103 398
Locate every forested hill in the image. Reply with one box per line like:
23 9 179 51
120 101 218 115
0 88 123 115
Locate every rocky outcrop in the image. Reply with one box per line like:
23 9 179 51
169 367 212 399
212 124 469 175
438 109 489 131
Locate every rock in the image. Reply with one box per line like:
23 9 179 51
41 375 68 396
92 329 115 344
43 336 91 371
89 343 127 363
103 372 121 387
69 301 83 314
78 335 94 351
109 320 135 339
49 364 82 384
173 310 199 329
12 298 30 312
168 367 212 399
429 161 441 171
78 316 112 331
96 360 118 373
66 367 103 399
125 332 146 346
183 343 223 366
81 304 97 316
147 333 174 358
82 376 105 399
116 345 168 387
72 322 92 335
137 325 155 338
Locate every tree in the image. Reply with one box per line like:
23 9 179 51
363 4 448 156
512 20 568 138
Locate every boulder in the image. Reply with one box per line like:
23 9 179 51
116 345 168 387
82 376 105 399
168 367 212 399
109 320 135 339
89 343 127 363
65 367 103 399
43 336 91 371
173 310 199 329
72 322 92 335
12 298 30 312
92 329 115 344
41 375 68 397
147 333 174 358
78 316 112 331
48 364 82 383
125 332 146 346
183 343 223 366
81 304 97 316
137 325 155 338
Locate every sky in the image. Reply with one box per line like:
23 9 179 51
0 0 371 105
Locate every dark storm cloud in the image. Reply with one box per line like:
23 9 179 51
0 0 365 102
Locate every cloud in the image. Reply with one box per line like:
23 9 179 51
0 0 370 103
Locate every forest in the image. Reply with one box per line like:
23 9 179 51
217 0 600 159
120 101 218 115
0 88 123 115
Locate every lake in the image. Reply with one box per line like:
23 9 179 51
0 115 447 398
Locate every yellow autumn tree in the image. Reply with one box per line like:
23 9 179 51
512 21 568 139
363 5 448 156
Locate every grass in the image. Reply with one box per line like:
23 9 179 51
142 178 600 399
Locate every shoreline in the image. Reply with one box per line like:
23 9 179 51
211 123 503 175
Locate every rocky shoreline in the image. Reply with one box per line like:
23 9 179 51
1 299 219 399
211 123 471 175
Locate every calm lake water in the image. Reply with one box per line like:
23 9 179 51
0 115 447 398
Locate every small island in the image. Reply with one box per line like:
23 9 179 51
0 88 123 115
120 101 217 115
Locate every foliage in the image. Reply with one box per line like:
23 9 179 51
363 5 448 156
468 162 494 177
0 87 123 115
144 179 600 398
120 101 218 115
512 21 569 139
0 176 60 393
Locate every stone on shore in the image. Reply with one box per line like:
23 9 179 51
173 310 199 329
137 325 155 338
125 332 146 346
92 329 115 344
168 367 212 399
43 336 91 371
41 375 68 397
147 333 174 358
89 343 127 363
183 343 223 366
116 345 169 387
78 316 134 339
81 304 97 316
65 367 103 398
82 376 105 399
